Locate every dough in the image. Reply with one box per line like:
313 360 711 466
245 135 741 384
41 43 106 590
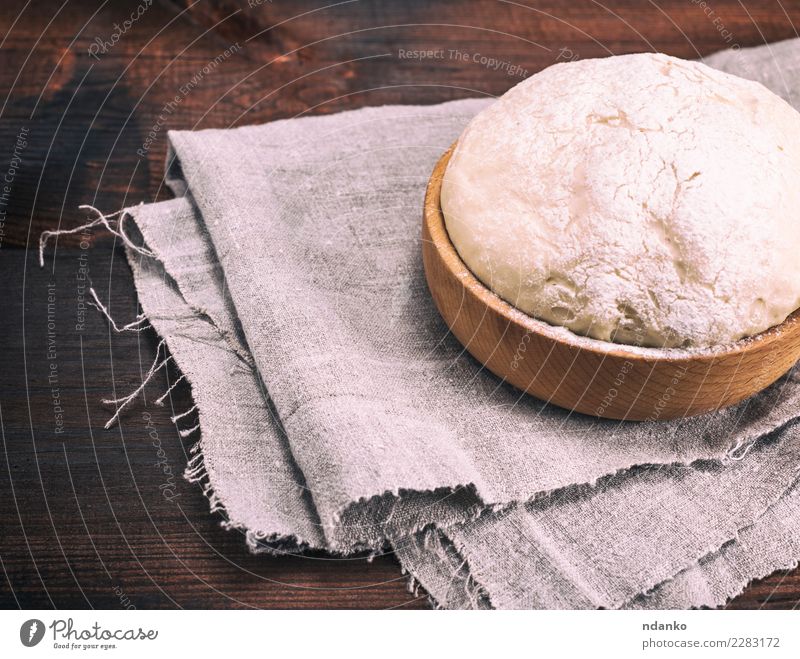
441 53 800 348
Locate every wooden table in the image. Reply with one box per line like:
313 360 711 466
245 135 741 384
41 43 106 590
2 0 799 609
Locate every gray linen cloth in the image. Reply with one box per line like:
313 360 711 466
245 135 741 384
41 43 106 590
118 38 800 608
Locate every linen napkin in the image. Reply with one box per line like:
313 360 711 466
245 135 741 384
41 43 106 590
111 38 800 608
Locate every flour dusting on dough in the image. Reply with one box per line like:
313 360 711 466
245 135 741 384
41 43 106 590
442 53 800 348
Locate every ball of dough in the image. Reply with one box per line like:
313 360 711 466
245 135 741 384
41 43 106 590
441 53 800 348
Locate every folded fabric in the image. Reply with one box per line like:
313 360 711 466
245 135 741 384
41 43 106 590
395 422 800 608
113 38 800 608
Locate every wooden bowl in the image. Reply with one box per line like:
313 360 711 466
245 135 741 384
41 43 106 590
422 145 800 420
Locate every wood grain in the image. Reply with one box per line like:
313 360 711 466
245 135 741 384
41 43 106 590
1 0 799 609
423 146 800 420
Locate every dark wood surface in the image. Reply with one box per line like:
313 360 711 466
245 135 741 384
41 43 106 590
1 0 799 609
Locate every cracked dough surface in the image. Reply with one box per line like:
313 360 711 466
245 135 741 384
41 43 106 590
441 52 800 348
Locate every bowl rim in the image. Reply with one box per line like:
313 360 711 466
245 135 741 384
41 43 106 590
426 144 800 365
